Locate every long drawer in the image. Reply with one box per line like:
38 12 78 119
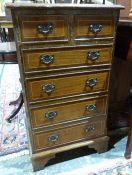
26 70 109 102
33 116 106 152
30 95 107 129
22 46 112 73
18 15 69 42
74 15 114 40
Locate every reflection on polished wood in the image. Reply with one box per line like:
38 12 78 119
0 41 16 53
0 41 17 62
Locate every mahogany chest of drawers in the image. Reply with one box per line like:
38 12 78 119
7 3 123 171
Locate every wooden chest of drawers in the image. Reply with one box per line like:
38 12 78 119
7 3 123 171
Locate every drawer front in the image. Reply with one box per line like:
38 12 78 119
18 15 69 42
74 15 114 39
30 96 107 129
26 71 109 102
23 46 112 72
33 117 106 151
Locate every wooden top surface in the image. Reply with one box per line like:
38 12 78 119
0 12 6 19
6 2 124 10
119 17 132 27
0 12 13 28
0 42 16 54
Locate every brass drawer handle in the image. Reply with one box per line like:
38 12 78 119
87 51 100 61
89 24 102 34
42 84 55 93
85 125 95 133
45 111 57 119
40 55 54 65
85 104 96 111
37 23 53 35
48 134 59 142
86 78 97 87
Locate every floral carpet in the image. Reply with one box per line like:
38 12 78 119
0 64 28 157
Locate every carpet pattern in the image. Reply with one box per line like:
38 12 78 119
97 161 132 175
0 64 28 156
0 137 131 175
59 156 132 175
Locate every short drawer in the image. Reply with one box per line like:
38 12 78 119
74 15 114 40
26 70 109 102
30 95 107 129
33 117 106 151
18 15 69 42
22 46 112 72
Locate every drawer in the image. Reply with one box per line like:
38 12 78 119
33 117 106 151
22 46 112 72
18 15 69 42
30 96 107 129
26 70 109 102
74 15 114 40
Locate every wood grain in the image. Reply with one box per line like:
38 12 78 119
30 95 107 129
26 71 109 101
18 15 69 42
33 116 106 152
74 16 114 39
23 45 112 72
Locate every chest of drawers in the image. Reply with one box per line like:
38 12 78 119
7 3 123 171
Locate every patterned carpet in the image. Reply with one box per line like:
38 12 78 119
0 64 28 156
0 136 131 175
